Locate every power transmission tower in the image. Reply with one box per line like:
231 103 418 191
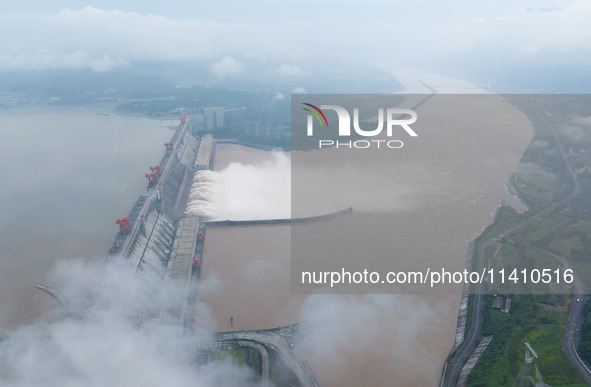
513 342 551 387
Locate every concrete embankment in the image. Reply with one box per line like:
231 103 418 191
449 241 475 353
203 207 353 227
457 335 493 387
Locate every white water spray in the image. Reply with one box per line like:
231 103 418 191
186 152 291 220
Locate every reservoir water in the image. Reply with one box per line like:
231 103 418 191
0 105 172 331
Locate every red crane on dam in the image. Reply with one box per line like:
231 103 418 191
116 217 130 234
150 165 161 177
164 142 174 152
145 172 158 185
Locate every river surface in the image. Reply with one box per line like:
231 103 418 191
0 105 173 331
193 95 534 386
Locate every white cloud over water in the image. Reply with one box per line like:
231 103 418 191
0 259 255 387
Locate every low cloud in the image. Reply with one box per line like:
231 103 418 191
0 3 590 75
0 258 255 386
211 56 245 78
273 64 301 75
272 92 285 100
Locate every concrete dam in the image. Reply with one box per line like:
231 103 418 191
105 120 209 322
104 120 319 386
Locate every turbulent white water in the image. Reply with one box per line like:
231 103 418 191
186 152 291 220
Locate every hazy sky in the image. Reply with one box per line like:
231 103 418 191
0 0 589 83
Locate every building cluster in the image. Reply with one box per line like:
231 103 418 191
492 294 511 313
188 107 225 131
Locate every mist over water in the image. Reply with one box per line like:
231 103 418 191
298 294 458 386
0 105 172 330
0 260 256 387
186 152 291 220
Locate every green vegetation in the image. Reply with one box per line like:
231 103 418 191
513 213 572 249
0 67 176 104
466 294 585 386
460 96 591 385
204 122 291 149
202 344 261 385
476 207 522 243
208 346 246 364
114 86 263 117
548 220 591 264
515 172 571 208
